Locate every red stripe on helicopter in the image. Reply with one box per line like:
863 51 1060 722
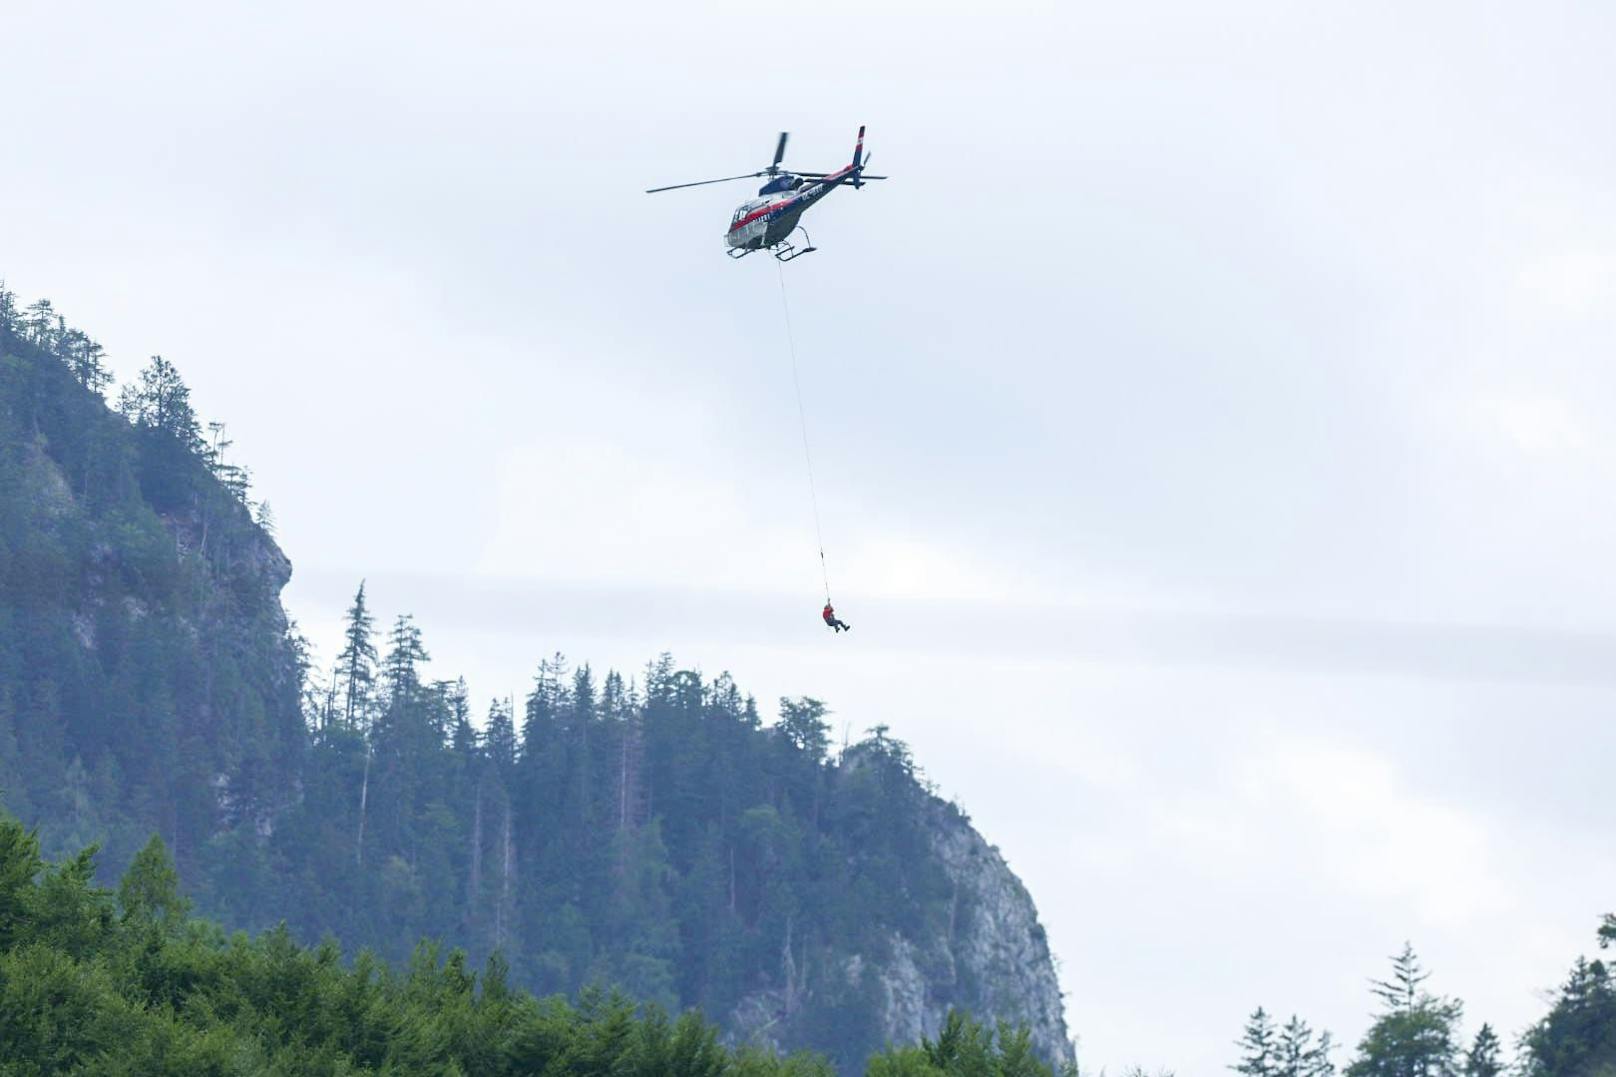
728 202 786 233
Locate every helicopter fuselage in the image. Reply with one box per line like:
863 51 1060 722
725 163 856 251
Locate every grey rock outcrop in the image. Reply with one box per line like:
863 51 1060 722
730 792 1074 1071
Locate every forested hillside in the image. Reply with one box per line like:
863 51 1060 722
0 285 1074 1071
0 288 302 878
0 809 1070 1076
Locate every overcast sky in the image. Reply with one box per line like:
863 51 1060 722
6 0 1616 1070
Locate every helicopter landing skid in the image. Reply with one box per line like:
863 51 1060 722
773 226 817 262
726 247 757 259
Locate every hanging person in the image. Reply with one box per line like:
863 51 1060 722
822 602 851 633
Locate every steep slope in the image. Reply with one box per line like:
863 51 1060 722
0 286 1073 1071
730 772 1073 1067
0 291 304 877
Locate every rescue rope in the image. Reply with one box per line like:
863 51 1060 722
776 259 832 604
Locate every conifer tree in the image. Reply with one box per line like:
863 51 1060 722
0 282 17 336
485 698 517 774
0 812 45 949
776 697 831 762
116 380 141 421
335 582 378 730
1277 1015 1335 1077
335 584 379 867
1346 944 1462 1077
605 671 646 834
1461 1024 1502 1077
1234 1007 1279 1076
448 678 476 755
59 328 112 396
1522 950 1616 1076
382 614 429 706
126 354 204 451
117 833 190 932
22 298 57 348
1371 944 1430 1013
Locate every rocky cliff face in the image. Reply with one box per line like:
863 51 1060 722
730 792 1074 1071
928 806 1072 1065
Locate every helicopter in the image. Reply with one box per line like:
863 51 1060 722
646 127 886 261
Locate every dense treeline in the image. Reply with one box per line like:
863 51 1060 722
267 593 961 1070
1229 935 1616 1076
0 809 1068 1076
0 286 1058 1069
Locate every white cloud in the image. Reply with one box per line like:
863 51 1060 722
477 435 799 589
1515 251 1616 319
1473 394 1593 459
1236 738 1514 927
840 531 1037 602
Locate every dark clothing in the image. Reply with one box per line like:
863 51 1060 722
822 605 850 632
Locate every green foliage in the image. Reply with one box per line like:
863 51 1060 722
1521 943 1616 1077
1461 1024 1502 1077
1235 1008 1280 1076
865 1012 1064 1077
1227 944 1463 1077
118 834 190 931
1233 1007 1334 1077
0 809 1049 1075
0 812 662 1072
1345 945 1463 1077
776 697 832 762
1276 1016 1335 1077
0 815 44 948
333 581 378 731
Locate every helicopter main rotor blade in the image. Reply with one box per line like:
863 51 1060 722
644 172 762 194
770 131 789 173
795 172 889 180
